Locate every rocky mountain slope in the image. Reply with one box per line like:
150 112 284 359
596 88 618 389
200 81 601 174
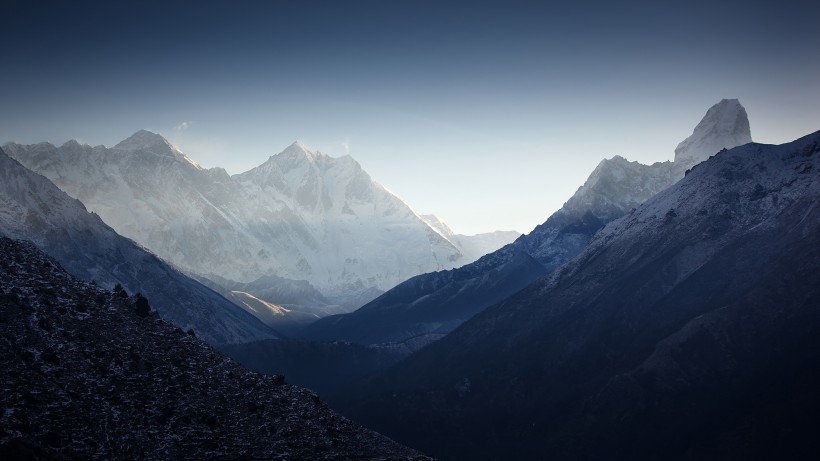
301 99 749 349
337 131 820 460
3 135 496 310
0 237 427 460
0 148 274 346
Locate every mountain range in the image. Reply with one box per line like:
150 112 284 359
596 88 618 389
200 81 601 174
0 147 275 346
3 136 517 323
300 99 751 350
335 129 820 460
3 96 816 460
222 99 756 399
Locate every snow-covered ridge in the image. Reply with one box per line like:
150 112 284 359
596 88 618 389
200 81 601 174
3 134 509 308
593 131 820 256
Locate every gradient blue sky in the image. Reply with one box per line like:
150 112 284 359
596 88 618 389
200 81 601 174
2 0 819 234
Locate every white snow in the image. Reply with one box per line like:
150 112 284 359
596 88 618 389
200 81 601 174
4 134 473 301
674 99 752 167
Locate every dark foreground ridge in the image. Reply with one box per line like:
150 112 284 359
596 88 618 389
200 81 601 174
0 237 427 460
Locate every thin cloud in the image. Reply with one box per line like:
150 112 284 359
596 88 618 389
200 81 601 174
174 121 192 131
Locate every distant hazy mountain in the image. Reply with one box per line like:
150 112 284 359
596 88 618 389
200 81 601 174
0 237 427 460
3 134 466 310
420 214 520 265
301 99 750 349
0 148 275 345
338 130 820 460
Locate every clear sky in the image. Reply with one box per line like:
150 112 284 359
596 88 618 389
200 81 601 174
2 0 819 234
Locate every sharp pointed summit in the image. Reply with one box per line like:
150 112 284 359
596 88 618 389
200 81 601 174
113 129 202 168
283 140 310 153
290 140 309 150
60 139 86 150
253 141 319 173
674 98 752 167
114 129 175 153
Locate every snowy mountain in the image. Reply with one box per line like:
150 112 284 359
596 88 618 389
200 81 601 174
340 130 820 460
0 237 427 460
0 147 275 345
519 155 679 269
674 98 752 168
301 100 750 349
3 135 465 310
232 141 463 296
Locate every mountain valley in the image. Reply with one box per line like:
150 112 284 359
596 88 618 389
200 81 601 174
2 98 818 461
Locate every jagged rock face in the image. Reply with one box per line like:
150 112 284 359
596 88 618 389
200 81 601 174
674 98 752 167
338 132 820 460
0 238 428 460
0 148 274 346
3 135 463 300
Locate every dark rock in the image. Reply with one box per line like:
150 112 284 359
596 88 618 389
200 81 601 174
0 237 428 460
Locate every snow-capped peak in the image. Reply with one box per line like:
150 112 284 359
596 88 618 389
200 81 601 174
280 140 314 158
674 99 751 166
114 129 174 152
60 139 87 150
250 141 367 179
113 130 202 169
291 140 309 151
252 141 320 172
